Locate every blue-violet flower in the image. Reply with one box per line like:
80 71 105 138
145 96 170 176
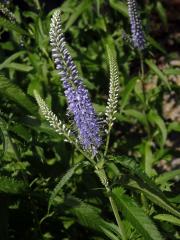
49 10 102 155
127 0 146 50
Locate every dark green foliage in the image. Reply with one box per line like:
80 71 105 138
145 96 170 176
0 74 37 114
112 188 164 240
0 0 179 239
0 176 27 194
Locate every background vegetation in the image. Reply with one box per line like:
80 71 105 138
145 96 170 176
0 0 179 239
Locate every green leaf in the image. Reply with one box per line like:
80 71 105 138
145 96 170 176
156 169 180 184
143 140 155 177
109 155 154 185
9 124 31 141
148 110 167 146
100 226 120 240
0 74 37 115
120 77 138 111
67 196 121 238
147 36 166 54
0 118 10 159
110 156 180 218
0 51 26 71
0 176 27 194
163 68 180 76
3 63 33 72
168 195 180 204
154 214 180 226
123 109 147 126
94 17 107 32
128 181 180 218
145 59 170 89
0 128 5 158
93 103 106 113
113 188 164 240
48 163 85 211
100 221 122 240
59 0 76 13
156 2 167 28
168 122 180 133
109 0 128 17
70 198 102 231
65 0 92 31
0 16 27 35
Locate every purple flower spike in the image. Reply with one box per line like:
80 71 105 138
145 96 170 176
127 0 146 50
49 10 102 155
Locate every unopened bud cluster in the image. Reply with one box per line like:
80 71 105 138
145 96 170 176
34 91 71 141
0 3 16 23
105 51 120 130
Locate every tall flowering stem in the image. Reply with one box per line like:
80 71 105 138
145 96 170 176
48 10 126 239
49 10 102 156
127 0 145 50
104 48 120 156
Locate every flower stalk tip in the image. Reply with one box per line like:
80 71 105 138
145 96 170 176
127 0 146 50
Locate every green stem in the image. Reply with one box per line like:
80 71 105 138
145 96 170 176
109 196 127 240
70 131 126 239
95 166 127 240
33 0 41 10
65 134 96 165
104 126 111 156
104 116 115 157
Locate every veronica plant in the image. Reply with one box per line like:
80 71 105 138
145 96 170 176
34 9 128 240
33 7 175 240
0 0 179 239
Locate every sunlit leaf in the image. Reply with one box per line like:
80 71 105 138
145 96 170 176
154 214 180 226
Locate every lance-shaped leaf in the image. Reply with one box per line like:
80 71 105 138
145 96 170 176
48 162 87 211
112 188 164 240
65 196 122 239
0 74 37 115
110 155 180 218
